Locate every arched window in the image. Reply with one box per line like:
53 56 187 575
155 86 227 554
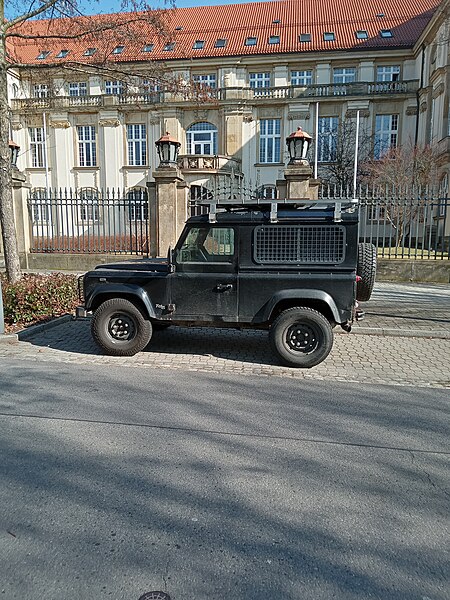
79 187 99 222
256 185 277 199
127 187 148 221
189 185 212 216
186 122 218 155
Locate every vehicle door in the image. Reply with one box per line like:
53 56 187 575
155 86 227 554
172 225 238 322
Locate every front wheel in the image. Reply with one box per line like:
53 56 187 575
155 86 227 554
91 298 152 356
269 307 334 368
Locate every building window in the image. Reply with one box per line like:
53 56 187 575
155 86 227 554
127 188 149 221
127 124 147 166
376 65 400 81
268 35 280 45
249 72 271 95
56 49 69 58
193 74 216 88
257 185 277 199
142 44 154 53
79 188 99 222
29 127 46 168
245 37 257 46
112 46 124 54
84 48 97 56
380 29 393 38
323 32 335 42
193 40 205 50
290 70 313 86
333 68 356 83
214 38 227 48
37 50 50 60
374 114 398 159
259 118 281 163
105 80 125 95
33 84 49 98
30 188 50 223
163 42 175 51
299 33 311 42
356 30 368 39
318 116 339 162
77 126 97 167
186 122 218 155
69 82 88 96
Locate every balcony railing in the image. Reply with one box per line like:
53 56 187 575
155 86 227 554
11 80 420 111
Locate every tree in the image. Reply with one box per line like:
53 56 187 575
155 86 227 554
1 0 177 283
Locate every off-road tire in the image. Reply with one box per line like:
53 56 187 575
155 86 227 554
357 243 377 302
269 307 334 368
91 298 152 356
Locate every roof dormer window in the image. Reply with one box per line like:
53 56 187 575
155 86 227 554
299 33 311 43
37 50 50 60
214 38 227 48
323 32 335 42
380 29 393 38
112 46 124 54
268 35 280 45
142 44 154 53
356 30 368 40
193 40 205 50
163 42 176 51
56 49 69 58
245 36 257 46
84 48 97 56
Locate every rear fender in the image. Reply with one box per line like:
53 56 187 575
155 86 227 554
259 290 341 324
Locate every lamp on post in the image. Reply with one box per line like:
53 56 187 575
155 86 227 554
9 140 20 166
155 132 181 167
286 127 312 165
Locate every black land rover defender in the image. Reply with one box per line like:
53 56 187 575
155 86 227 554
77 199 376 368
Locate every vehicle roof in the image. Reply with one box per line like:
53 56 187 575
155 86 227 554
187 206 359 225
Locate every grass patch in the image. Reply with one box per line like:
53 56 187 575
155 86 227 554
0 272 79 333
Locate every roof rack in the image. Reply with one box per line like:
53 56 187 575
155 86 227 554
202 197 358 223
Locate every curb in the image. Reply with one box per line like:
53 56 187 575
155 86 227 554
0 333 19 344
336 327 450 339
18 314 74 340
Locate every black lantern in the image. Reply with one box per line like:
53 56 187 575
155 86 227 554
155 132 181 166
9 140 20 166
286 127 312 164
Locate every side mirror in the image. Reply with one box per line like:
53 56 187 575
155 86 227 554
167 246 175 272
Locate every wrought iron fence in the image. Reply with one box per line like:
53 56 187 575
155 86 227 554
28 189 149 255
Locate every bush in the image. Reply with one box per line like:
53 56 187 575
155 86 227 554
0 272 79 332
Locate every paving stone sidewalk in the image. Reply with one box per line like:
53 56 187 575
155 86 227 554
0 282 449 388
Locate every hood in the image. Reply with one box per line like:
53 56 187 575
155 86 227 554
95 257 170 272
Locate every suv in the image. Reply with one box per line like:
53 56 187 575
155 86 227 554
77 199 376 368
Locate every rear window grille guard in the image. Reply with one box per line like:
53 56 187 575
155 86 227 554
254 225 346 264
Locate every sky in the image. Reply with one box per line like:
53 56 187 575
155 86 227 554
78 0 257 15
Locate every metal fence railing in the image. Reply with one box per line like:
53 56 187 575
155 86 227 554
28 189 149 255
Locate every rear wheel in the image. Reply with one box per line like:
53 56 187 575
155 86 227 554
91 298 152 356
357 243 377 301
269 307 333 368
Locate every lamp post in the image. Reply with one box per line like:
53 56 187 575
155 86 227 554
155 132 181 167
9 140 20 166
286 127 312 165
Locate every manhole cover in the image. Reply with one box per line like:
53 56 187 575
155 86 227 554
138 593 171 600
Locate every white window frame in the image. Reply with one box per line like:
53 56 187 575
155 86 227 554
30 188 50 223
29 127 46 168
193 74 216 89
290 70 313 86
77 126 97 167
249 72 271 89
374 114 398 159
333 68 356 84
187 122 218 155
33 84 49 98
127 124 147 166
69 82 88 96
259 118 281 163
79 188 99 222
127 188 149 221
376 66 400 82
318 116 339 162
104 80 125 95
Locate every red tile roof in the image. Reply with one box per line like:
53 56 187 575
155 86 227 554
8 0 440 66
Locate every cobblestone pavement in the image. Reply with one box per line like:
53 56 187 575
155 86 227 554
0 282 449 388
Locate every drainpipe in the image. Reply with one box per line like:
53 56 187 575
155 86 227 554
415 44 426 146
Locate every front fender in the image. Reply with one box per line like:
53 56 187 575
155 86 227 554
259 289 342 323
85 284 157 318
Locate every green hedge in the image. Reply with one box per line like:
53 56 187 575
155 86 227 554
0 272 79 329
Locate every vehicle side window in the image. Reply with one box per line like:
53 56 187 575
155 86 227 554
177 227 235 263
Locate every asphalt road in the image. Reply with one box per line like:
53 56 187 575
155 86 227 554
1 359 449 600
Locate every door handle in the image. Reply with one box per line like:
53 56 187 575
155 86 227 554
215 283 233 292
